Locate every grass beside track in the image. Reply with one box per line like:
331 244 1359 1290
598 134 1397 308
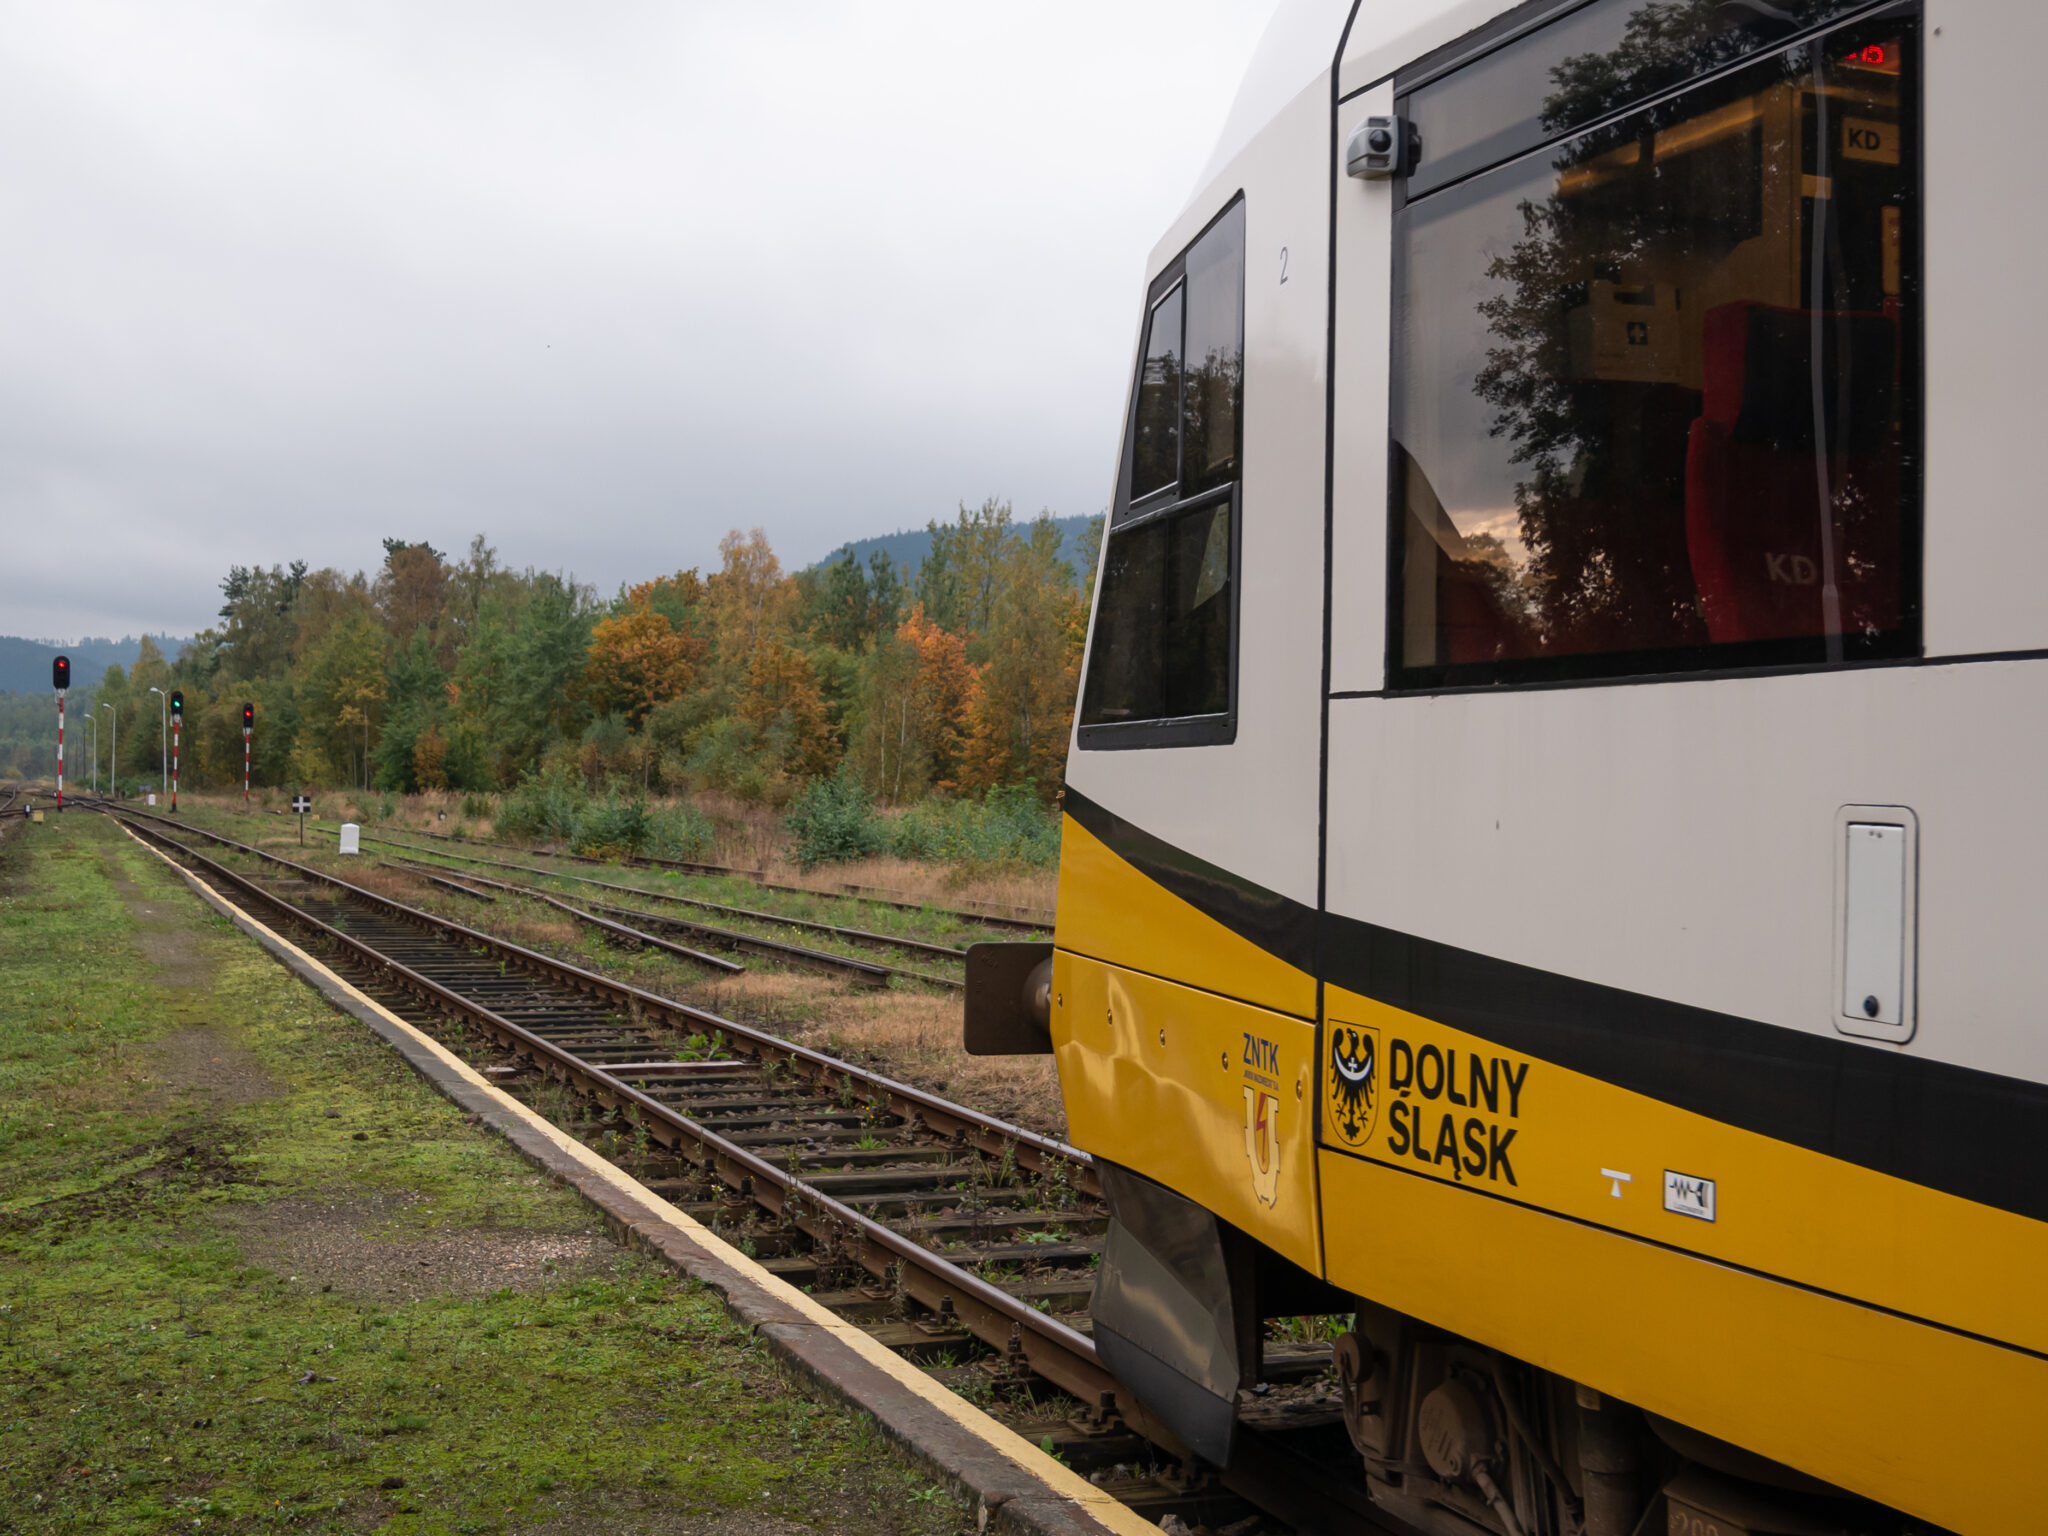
0 812 972 1536
158 803 1070 1139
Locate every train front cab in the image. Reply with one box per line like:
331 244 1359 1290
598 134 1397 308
971 1 2048 1533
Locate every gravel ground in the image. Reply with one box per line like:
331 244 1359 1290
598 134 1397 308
226 1192 617 1301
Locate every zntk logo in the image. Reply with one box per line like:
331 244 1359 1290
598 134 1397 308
1242 1087 1280 1207
1327 1022 1379 1150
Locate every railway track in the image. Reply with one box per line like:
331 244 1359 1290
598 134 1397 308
98 803 1391 1535
396 858 950 989
301 819 1054 935
383 846 971 962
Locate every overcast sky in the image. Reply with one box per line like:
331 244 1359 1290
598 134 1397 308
0 0 1281 642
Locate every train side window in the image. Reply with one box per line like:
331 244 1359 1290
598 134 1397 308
1388 4 1920 690
1133 285 1183 500
1081 197 1244 748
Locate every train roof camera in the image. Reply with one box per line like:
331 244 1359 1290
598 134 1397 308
1346 114 1417 179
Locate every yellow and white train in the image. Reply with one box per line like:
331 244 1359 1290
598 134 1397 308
971 1 2044 1531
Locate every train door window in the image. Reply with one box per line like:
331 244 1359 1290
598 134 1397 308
1387 2 1920 689
1081 197 1245 747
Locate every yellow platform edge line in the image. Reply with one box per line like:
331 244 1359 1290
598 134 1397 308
115 820 1156 1536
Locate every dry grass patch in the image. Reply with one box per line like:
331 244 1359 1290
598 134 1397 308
509 920 582 947
337 863 433 902
771 855 1055 921
784 992 1068 1141
702 969 841 1020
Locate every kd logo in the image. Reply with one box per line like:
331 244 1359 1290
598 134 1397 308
1765 552 1819 585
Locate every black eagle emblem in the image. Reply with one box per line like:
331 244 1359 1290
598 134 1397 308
1328 1025 1378 1149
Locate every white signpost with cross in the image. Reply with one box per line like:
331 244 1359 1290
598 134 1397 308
291 793 312 846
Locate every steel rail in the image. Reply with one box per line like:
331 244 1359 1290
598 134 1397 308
420 871 497 903
380 844 970 963
390 856 961 990
108 806 1086 1178
392 862 752 977
384 857 944 990
499 878 752 977
840 881 1055 926
305 820 1052 935
104 810 1147 1431
106 802 1401 1534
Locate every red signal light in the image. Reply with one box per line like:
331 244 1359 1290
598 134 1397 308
242 702 255 729
52 655 70 691
1841 42 1898 72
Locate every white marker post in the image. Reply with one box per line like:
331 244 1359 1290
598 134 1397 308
292 792 312 846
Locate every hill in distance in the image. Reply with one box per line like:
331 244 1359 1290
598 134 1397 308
814 514 1099 582
0 634 190 696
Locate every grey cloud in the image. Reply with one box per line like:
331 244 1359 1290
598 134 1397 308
0 0 1278 640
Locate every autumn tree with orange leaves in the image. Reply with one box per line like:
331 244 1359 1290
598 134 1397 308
580 574 706 727
852 604 978 801
738 641 836 780
958 518 1085 794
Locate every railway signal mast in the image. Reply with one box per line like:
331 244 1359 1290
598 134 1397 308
52 655 68 812
169 690 183 813
241 702 254 806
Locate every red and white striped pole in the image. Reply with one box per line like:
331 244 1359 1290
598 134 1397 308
242 702 254 807
169 689 183 813
52 654 69 812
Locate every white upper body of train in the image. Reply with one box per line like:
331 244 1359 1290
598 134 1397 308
1069 0 2042 1095
1043 5 2046 1527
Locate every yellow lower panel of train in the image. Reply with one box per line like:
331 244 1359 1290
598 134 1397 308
1054 812 1316 1019
1319 1150 2046 1535
1320 987 2048 1358
1053 950 1321 1276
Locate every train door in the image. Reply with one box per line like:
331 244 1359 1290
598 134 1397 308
1044 104 1338 1455
1318 2 2048 1526
1054 187 1326 1246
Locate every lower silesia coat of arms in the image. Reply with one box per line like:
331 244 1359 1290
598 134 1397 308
1327 1022 1379 1150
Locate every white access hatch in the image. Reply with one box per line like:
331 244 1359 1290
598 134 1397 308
1835 808 1918 1044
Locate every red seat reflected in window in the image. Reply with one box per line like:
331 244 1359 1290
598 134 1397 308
1685 302 1901 644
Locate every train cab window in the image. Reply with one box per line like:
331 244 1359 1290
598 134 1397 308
1389 2 1920 689
1081 197 1245 747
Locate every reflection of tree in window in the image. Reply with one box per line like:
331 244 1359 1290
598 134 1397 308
1133 286 1183 499
1400 2 1909 674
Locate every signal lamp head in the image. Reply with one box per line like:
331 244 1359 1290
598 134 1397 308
52 655 70 690
242 702 255 729
170 690 183 717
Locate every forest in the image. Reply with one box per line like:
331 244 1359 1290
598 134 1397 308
3 501 1097 848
